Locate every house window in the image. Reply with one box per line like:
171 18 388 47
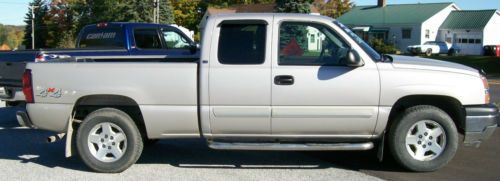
402 28 412 39
468 39 475 44
425 29 430 39
475 39 482 44
310 34 316 43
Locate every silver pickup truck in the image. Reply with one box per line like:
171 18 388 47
17 14 497 173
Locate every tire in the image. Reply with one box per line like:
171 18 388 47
425 49 432 56
76 108 143 173
388 105 458 172
448 49 457 56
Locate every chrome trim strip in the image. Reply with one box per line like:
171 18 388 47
208 142 374 151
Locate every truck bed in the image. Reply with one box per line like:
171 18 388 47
26 61 200 137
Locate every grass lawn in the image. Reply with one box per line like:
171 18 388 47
424 56 500 76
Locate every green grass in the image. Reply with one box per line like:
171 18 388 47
426 56 500 76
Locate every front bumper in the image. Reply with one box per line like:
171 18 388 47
463 104 498 147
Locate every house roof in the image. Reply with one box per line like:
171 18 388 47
337 2 454 26
205 3 319 15
440 10 498 29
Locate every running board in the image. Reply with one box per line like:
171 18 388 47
208 142 374 151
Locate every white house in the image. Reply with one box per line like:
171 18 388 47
306 27 325 51
337 0 500 55
337 1 459 52
438 10 500 55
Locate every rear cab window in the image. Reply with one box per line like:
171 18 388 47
78 27 125 49
217 21 267 65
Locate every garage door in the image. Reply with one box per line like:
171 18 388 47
455 32 483 55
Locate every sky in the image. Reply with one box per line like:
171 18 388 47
0 0 499 26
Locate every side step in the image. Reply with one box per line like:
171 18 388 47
208 142 374 151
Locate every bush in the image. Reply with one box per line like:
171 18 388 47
369 38 399 54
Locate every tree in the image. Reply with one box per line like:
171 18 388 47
171 0 206 31
275 0 313 50
275 0 313 13
159 0 175 24
206 0 274 8
23 0 49 49
317 0 353 18
44 0 76 47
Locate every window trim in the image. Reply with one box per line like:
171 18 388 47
217 21 268 65
402 28 412 39
132 27 164 50
277 21 352 67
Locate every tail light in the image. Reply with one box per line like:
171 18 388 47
481 76 490 104
22 69 34 103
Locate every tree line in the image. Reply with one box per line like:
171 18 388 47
15 0 352 49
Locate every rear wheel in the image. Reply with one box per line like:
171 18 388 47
388 105 458 172
76 108 143 173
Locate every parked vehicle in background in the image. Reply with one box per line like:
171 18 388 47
483 45 500 56
407 41 459 56
0 22 199 106
18 13 497 173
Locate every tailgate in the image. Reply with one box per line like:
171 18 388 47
0 61 25 99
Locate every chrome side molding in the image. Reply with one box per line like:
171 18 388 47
208 142 374 151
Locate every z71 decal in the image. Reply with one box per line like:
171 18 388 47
36 87 63 98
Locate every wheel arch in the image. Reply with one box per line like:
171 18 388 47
72 94 149 139
386 95 466 133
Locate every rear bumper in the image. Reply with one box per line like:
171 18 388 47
463 104 498 147
0 87 24 102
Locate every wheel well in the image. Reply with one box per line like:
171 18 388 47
72 95 148 138
387 95 466 133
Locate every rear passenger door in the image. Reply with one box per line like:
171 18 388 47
209 18 273 135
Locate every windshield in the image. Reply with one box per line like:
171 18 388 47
333 21 381 61
424 41 436 45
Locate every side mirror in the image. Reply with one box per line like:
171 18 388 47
189 43 199 54
345 49 364 67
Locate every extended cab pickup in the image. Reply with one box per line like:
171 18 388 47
18 14 497 173
0 22 198 105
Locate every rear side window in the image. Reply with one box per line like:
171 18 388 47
218 23 266 64
134 29 162 49
79 27 124 48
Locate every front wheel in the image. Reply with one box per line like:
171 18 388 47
76 108 143 173
388 105 458 172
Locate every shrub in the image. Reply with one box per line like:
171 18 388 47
369 38 399 54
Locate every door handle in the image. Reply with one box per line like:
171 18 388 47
274 75 294 85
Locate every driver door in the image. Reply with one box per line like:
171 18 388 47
271 21 380 136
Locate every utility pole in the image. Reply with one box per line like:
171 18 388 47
156 0 160 23
29 5 39 49
153 0 160 23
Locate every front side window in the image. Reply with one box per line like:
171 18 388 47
402 28 412 39
279 22 349 66
162 30 190 49
218 23 266 64
134 29 162 49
